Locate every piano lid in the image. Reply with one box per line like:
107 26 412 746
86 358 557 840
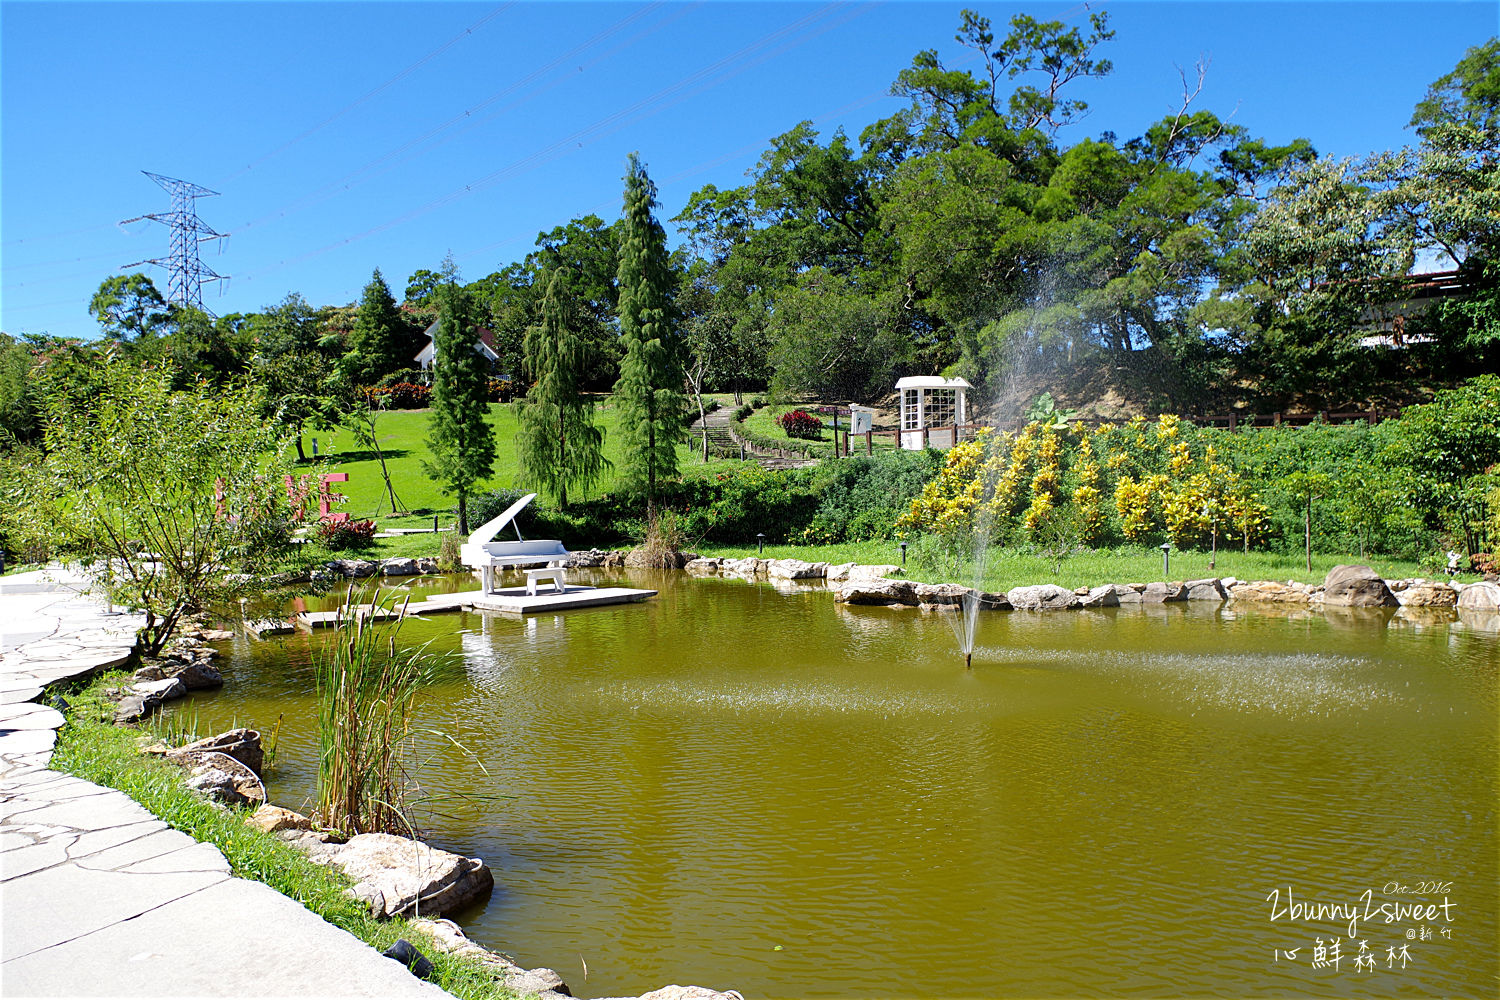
466 492 538 548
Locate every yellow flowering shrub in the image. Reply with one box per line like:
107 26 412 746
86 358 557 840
897 414 1273 551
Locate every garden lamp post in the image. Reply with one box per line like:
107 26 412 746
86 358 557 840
757 533 766 554
1160 541 1171 576
900 540 908 566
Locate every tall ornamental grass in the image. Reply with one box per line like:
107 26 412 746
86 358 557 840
314 589 430 836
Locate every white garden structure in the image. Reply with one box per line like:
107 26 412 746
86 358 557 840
895 376 972 450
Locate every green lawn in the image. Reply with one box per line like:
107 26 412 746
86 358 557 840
301 401 742 526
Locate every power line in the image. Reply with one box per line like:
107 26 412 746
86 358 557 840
218 3 515 186
237 2 860 283
232 2 686 236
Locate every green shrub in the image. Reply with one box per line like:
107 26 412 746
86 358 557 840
462 488 529 528
376 368 426 388
802 451 945 543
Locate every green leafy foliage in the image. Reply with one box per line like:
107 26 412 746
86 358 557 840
4 352 294 653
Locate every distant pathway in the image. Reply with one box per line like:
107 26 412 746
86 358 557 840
691 406 818 471
0 568 451 999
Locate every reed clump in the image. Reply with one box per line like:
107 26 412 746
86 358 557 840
314 589 430 836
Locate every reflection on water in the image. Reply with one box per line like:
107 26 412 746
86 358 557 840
192 572 1498 999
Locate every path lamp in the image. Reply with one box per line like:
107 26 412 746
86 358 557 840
1160 541 1171 576
757 533 766 554
1204 502 1218 571
900 540 908 566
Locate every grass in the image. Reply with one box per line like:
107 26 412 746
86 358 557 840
739 402 898 459
315 593 429 836
50 672 520 1000
305 400 743 525
694 538 1461 592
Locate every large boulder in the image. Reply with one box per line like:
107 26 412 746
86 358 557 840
381 557 421 577
913 582 969 607
834 578 919 606
1398 583 1459 608
722 557 766 576
1006 584 1079 611
169 728 264 774
683 557 725 574
1230 581 1310 604
247 804 313 834
165 660 224 690
1457 581 1500 611
327 558 380 578
1112 584 1146 605
1323 564 1399 607
850 563 903 580
1183 578 1226 602
766 558 828 580
312 833 494 918
408 918 571 1000
182 752 265 807
1143 581 1188 603
1079 585 1120 608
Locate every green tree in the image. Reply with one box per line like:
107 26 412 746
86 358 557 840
4 353 293 653
251 350 348 462
517 269 608 508
251 292 327 357
341 269 406 386
424 276 496 534
344 395 404 515
88 273 167 341
0 334 43 449
1282 470 1334 572
613 153 687 505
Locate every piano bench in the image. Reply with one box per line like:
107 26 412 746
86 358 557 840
524 567 567 596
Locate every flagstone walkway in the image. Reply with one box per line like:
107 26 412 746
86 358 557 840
0 568 451 998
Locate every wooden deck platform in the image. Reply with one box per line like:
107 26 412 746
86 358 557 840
410 585 657 616
246 586 655 638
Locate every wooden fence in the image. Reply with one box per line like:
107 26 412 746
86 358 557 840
829 410 1401 457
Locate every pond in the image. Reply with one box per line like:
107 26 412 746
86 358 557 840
189 570 1498 999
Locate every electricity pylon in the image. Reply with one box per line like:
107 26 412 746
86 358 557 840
120 171 228 313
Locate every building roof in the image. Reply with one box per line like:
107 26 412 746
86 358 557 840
417 322 500 361
895 376 972 390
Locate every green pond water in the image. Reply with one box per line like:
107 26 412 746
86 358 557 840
186 570 1498 999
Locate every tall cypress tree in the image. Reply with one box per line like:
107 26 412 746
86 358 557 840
341 268 404 386
518 269 608 508
613 152 686 506
424 278 495 534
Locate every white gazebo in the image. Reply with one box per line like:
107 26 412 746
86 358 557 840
896 376 971 450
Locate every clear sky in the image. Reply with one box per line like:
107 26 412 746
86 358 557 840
2 1 1494 339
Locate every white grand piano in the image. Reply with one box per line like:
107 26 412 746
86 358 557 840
459 493 569 594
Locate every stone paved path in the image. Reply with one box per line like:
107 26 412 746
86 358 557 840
0 568 452 998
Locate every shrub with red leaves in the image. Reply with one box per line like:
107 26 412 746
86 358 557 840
317 518 378 551
777 409 823 439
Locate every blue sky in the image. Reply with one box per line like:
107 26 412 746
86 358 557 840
2 1 1494 339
